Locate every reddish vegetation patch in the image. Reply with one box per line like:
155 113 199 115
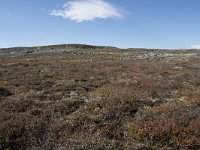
0 50 200 149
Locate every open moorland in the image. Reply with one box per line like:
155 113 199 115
0 44 200 149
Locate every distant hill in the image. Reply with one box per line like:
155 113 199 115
0 44 118 51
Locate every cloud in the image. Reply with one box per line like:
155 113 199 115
191 45 200 49
51 0 124 22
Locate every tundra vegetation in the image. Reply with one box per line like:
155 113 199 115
0 45 200 149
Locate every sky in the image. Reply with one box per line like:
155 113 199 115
0 0 200 49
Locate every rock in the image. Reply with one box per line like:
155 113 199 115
70 91 78 97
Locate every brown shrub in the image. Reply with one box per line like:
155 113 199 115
125 102 200 149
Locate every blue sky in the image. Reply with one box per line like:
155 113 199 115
0 0 200 49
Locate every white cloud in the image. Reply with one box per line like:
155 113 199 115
191 45 200 49
51 0 124 22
